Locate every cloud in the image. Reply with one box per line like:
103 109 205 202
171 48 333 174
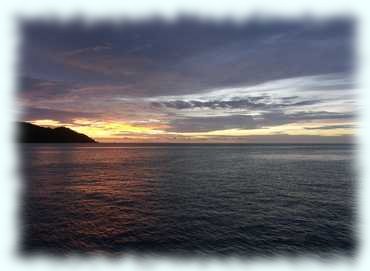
151 98 321 110
285 111 355 121
168 115 258 132
20 18 354 97
18 18 356 142
258 111 355 128
304 124 356 130
193 134 354 144
167 111 355 133
22 107 101 123
19 77 73 98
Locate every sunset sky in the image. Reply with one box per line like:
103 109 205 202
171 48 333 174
18 18 356 143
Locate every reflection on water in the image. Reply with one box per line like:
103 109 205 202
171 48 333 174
20 144 356 256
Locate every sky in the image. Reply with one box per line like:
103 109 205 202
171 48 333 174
18 17 356 143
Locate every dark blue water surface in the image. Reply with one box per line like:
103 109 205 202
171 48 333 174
20 144 356 256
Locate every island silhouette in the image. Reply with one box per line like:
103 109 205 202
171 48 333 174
18 122 96 143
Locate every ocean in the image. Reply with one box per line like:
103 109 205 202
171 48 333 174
20 144 356 256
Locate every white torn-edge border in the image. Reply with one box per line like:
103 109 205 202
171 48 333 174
0 0 369 270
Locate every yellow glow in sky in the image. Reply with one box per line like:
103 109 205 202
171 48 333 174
31 119 64 127
30 118 356 143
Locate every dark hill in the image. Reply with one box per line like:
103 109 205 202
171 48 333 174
18 122 97 143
